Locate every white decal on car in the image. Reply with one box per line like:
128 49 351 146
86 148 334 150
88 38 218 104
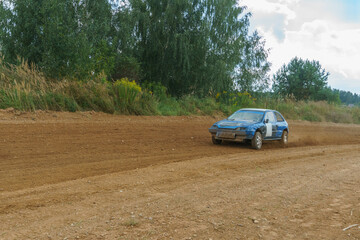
266 123 272 137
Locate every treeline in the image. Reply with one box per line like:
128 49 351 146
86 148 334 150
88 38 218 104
0 0 269 97
335 90 360 106
0 0 359 110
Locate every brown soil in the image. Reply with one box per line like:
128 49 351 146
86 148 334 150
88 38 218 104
0 110 360 239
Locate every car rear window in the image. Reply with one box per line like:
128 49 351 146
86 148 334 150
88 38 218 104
265 112 277 123
275 112 284 122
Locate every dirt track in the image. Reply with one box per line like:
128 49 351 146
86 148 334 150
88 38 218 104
1 110 360 239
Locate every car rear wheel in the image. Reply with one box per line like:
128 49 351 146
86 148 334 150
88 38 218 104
212 136 222 145
280 130 288 146
251 131 262 150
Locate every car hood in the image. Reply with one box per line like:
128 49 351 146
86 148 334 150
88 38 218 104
214 119 258 129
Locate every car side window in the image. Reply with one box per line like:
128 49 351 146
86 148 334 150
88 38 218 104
265 112 276 123
275 112 284 122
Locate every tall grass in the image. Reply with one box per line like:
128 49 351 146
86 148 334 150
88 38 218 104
0 59 156 114
210 90 360 124
0 59 77 111
259 98 360 124
0 59 359 124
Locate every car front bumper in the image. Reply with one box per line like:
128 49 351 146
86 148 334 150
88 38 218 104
209 128 252 142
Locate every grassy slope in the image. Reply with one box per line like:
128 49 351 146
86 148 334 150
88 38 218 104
0 61 359 124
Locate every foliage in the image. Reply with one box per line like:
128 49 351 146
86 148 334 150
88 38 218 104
0 0 114 79
0 58 79 111
0 59 146 114
141 81 168 100
235 31 271 93
0 0 270 95
111 56 142 82
123 219 139 227
215 91 256 109
272 57 334 102
0 59 359 124
334 89 360 106
124 0 270 96
1 1 359 123
111 78 143 114
312 87 341 104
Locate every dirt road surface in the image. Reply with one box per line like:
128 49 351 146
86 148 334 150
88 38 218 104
1 110 360 239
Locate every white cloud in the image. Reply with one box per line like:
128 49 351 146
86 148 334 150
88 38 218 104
279 20 360 88
242 0 296 20
239 0 360 93
240 0 296 41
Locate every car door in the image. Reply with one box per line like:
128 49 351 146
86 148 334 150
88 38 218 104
264 112 277 139
274 111 287 138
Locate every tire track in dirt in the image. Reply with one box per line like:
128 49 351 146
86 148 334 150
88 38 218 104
1 142 359 239
1 144 358 216
1 112 360 193
1 112 360 239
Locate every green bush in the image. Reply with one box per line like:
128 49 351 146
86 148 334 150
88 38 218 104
110 78 158 115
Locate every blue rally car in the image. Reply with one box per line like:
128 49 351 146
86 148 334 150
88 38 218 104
209 108 289 150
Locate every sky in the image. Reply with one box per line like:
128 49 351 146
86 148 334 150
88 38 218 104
239 0 360 94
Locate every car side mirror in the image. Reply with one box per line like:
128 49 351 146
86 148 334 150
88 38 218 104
265 119 269 123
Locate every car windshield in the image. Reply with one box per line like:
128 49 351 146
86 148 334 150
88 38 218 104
228 111 264 122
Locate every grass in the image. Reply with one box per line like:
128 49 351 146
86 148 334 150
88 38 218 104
0 59 359 124
262 99 360 124
123 219 139 227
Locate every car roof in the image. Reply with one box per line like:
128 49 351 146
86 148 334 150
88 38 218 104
238 108 273 112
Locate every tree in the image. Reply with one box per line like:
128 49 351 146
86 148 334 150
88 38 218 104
116 0 270 96
0 0 114 79
313 87 341 104
1 0 270 97
337 90 360 105
235 31 270 92
272 57 329 100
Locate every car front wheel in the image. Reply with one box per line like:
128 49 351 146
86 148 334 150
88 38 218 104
251 131 262 150
212 136 222 145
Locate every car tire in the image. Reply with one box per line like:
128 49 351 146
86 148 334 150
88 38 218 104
251 131 262 150
212 136 222 145
280 130 288 146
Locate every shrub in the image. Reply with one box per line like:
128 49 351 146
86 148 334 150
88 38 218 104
111 78 142 114
215 91 256 108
